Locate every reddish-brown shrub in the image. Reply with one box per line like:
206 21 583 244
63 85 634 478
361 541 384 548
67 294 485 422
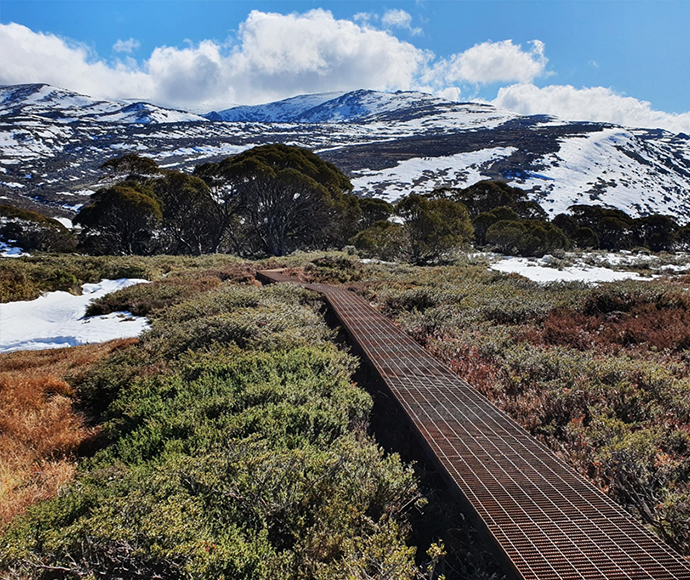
600 304 690 350
529 303 690 352
540 308 603 350
0 339 133 528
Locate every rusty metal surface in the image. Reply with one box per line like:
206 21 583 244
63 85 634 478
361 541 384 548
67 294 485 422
258 270 690 579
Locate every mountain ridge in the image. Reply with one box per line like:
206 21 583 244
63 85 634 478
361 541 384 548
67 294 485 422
1 83 690 225
204 89 508 124
0 83 207 124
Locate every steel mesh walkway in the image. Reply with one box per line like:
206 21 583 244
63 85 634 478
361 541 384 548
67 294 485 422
257 270 690 580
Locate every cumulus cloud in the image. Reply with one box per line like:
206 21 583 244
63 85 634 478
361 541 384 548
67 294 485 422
437 86 462 102
432 40 548 85
3 11 689 133
225 9 429 102
0 23 152 100
494 84 690 134
113 38 140 53
381 9 422 35
0 11 430 110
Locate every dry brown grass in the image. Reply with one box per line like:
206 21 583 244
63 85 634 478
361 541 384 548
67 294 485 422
0 338 137 529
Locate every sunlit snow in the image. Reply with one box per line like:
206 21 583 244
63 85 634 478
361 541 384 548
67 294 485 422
518 128 690 221
0 278 150 353
351 147 517 201
490 255 656 284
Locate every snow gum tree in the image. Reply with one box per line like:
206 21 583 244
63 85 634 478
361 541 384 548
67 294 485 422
194 144 354 256
396 194 473 264
151 171 219 255
99 153 160 182
74 183 162 255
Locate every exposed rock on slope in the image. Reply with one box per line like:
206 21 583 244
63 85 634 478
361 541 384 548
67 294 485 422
1 85 690 223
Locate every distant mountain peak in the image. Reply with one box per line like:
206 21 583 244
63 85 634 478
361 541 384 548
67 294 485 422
205 91 349 123
204 89 518 126
2 83 690 226
0 83 207 124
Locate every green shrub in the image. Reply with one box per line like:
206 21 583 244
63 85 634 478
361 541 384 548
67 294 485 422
0 254 248 303
472 206 519 245
86 275 222 317
397 195 473 264
351 220 407 262
1 273 424 579
305 255 364 283
486 219 568 257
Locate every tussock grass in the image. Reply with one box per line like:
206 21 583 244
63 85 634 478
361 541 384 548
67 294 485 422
0 339 137 529
1 257 439 580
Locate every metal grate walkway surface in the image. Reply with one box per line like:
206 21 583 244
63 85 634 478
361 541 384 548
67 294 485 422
257 270 690 580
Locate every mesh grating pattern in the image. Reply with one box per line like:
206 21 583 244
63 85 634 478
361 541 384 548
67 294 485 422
257 271 690 579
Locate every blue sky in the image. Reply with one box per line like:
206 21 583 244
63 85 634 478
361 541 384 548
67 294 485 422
1 1 689 132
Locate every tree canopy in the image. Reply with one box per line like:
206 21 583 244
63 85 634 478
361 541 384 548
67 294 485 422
152 171 219 255
75 183 162 255
100 153 160 181
397 194 473 264
195 144 354 256
351 220 407 262
0 204 75 253
486 219 568 257
444 180 529 218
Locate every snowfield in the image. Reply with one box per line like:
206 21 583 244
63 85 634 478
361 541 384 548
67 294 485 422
490 255 656 283
351 147 517 201
517 128 690 220
0 278 150 353
488 251 690 283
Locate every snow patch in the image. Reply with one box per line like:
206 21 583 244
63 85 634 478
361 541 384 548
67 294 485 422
352 147 517 201
54 216 73 229
0 278 150 353
490 254 655 284
0 240 29 257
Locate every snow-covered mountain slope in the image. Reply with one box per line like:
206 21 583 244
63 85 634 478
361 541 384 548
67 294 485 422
345 121 690 220
207 89 516 129
2 84 690 225
206 91 347 122
0 84 207 124
96 102 208 124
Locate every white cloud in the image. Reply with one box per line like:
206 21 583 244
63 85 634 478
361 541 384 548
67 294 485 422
113 38 140 53
382 9 422 35
437 86 462 102
0 23 152 100
382 8 412 28
431 40 547 85
353 12 373 25
2 13 689 134
0 11 430 110
494 84 690 134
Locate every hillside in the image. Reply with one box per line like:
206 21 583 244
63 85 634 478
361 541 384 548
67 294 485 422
5 253 690 577
1 84 690 223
